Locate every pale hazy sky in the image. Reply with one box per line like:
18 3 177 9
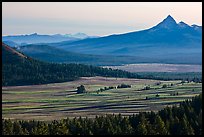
2 2 202 36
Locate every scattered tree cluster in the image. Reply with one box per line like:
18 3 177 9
143 86 151 90
97 86 115 93
2 94 202 135
76 85 86 94
96 84 131 94
117 83 131 88
162 84 168 88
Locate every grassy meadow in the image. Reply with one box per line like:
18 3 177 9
2 76 202 121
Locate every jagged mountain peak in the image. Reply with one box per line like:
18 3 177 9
154 15 177 29
165 15 176 22
161 15 176 24
178 21 190 28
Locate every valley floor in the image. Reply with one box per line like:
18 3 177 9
103 63 202 72
2 76 202 121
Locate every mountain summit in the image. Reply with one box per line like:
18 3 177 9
165 15 176 22
53 15 201 64
154 15 177 29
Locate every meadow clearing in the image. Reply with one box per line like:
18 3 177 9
2 76 202 121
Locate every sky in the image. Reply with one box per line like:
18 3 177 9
2 2 202 36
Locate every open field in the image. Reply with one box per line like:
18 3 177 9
2 76 202 121
103 63 202 72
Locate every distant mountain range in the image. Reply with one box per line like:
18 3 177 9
54 15 201 55
2 33 98 46
4 15 202 65
46 15 201 64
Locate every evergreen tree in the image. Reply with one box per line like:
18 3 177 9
121 117 133 135
171 116 180 135
153 115 169 135
49 122 69 135
2 119 13 135
136 114 148 135
13 121 24 135
179 115 194 135
136 121 147 135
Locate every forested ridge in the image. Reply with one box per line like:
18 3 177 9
2 94 202 135
2 43 138 86
2 43 202 86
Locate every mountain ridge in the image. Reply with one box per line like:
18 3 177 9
4 15 202 65
2 33 98 45
50 15 201 64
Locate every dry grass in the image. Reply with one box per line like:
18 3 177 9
2 76 201 121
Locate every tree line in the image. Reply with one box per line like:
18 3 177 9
2 94 202 135
135 72 202 82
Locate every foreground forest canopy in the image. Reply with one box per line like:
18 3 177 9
2 43 202 86
2 94 202 135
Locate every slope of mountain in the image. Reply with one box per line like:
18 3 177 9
2 43 140 86
2 43 27 58
51 15 201 64
2 40 20 47
2 33 97 45
17 44 161 66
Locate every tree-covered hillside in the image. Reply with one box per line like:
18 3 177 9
2 43 201 86
2 43 138 86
